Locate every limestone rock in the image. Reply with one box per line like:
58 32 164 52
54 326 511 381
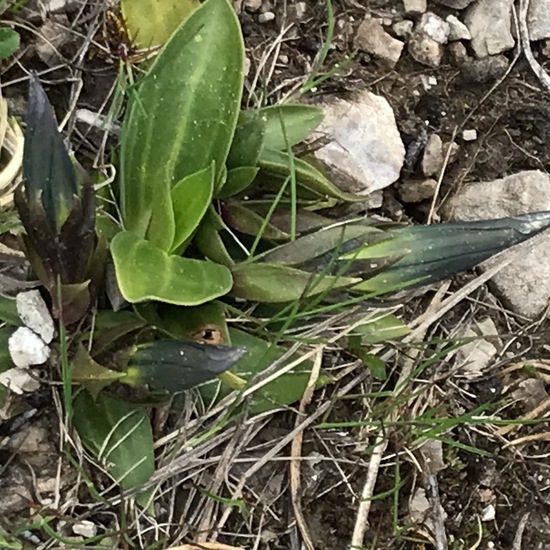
446 14 471 41
398 178 437 203
354 16 404 68
408 31 444 67
527 0 550 41
465 0 515 57
313 91 405 196
421 134 444 177
432 0 476 8
418 12 450 44
403 0 426 15
444 170 550 318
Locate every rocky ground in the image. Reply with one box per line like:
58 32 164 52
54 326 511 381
2 0 550 549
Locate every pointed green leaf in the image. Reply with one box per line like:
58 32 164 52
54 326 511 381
194 208 235 267
259 148 362 202
231 262 360 302
120 0 244 237
90 310 148 356
111 231 232 305
260 104 324 151
124 339 246 392
259 224 384 265
121 0 200 48
353 212 550 293
217 167 259 198
226 110 266 168
170 164 214 252
73 392 154 492
222 201 290 240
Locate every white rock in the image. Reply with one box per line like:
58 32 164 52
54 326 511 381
393 20 414 38
8 327 50 369
354 16 404 68
72 520 97 538
258 11 275 23
446 15 472 41
418 12 450 44
42 0 80 12
419 439 446 475
432 0 476 7
527 0 550 41
462 129 477 141
465 0 515 57
444 170 550 318
0 367 41 394
244 0 262 11
481 504 496 522
313 91 405 196
16 290 55 344
456 318 500 377
421 133 444 176
408 32 444 67
409 488 430 523
403 0 426 15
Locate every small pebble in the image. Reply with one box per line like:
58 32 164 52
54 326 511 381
393 20 414 38
481 504 496 522
258 11 275 23
462 129 477 141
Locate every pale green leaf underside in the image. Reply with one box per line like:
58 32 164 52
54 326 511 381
111 231 232 305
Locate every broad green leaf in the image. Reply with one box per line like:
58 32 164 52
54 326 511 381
0 27 19 59
73 391 154 492
170 164 214 253
259 148 361 202
120 0 244 238
111 231 232 305
260 104 323 151
123 339 245 392
121 0 199 48
217 167 259 198
231 262 360 302
226 110 266 168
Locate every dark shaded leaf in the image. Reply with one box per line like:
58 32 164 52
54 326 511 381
123 339 246 392
23 74 78 232
354 211 550 292
222 201 289 240
217 166 259 198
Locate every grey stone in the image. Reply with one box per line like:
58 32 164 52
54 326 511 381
354 16 404 68
403 0 426 15
417 12 450 44
408 31 444 67
398 178 438 203
460 55 509 83
421 133 444 176
444 170 550 318
448 41 470 65
465 0 515 57
455 318 500 377
527 0 550 41
446 14 471 41
313 91 405 196
393 20 414 38
244 0 262 11
432 0 476 7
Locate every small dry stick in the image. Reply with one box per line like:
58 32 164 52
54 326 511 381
289 348 324 550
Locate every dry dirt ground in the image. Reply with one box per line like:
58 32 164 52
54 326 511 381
2 1 550 549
